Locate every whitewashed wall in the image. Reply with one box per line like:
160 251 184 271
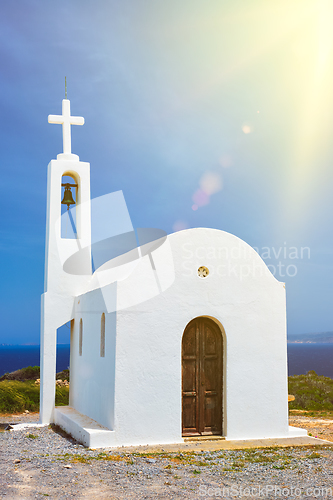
70 284 117 430
70 228 289 445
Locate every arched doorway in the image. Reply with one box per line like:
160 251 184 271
182 317 223 436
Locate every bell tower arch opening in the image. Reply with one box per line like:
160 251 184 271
61 172 79 239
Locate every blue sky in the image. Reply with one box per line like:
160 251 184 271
0 0 332 344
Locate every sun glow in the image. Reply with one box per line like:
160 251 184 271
164 1 333 226
282 0 333 224
186 0 333 228
118 1 333 232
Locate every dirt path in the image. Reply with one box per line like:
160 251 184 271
289 413 333 442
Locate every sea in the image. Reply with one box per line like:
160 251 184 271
0 343 332 378
0 345 70 377
287 343 333 378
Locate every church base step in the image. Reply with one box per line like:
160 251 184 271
54 406 115 448
183 435 225 442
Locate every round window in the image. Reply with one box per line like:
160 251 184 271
198 266 209 278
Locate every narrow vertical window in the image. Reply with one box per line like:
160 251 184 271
100 313 105 357
79 318 83 356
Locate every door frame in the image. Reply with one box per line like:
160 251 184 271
181 316 225 437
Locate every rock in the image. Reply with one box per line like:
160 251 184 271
24 410 29 414
13 459 20 464
146 458 156 464
64 464 72 469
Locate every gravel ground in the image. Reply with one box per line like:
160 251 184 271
0 413 332 499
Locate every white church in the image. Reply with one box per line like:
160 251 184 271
40 97 307 448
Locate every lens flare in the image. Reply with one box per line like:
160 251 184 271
172 220 188 232
242 125 252 134
200 172 223 195
220 155 233 168
192 189 210 207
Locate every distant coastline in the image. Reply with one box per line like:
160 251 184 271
287 332 333 344
288 341 333 344
0 343 69 347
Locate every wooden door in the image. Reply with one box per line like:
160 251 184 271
182 318 222 436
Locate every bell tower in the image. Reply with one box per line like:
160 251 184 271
40 96 92 424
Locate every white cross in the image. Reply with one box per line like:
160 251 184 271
48 99 84 155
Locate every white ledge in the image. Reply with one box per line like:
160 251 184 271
56 153 80 161
54 406 115 448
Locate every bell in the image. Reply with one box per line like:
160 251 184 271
61 184 75 210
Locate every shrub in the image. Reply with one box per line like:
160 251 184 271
55 369 70 381
0 366 40 382
0 380 69 413
55 386 70 406
0 381 40 412
0 367 69 382
288 372 333 411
